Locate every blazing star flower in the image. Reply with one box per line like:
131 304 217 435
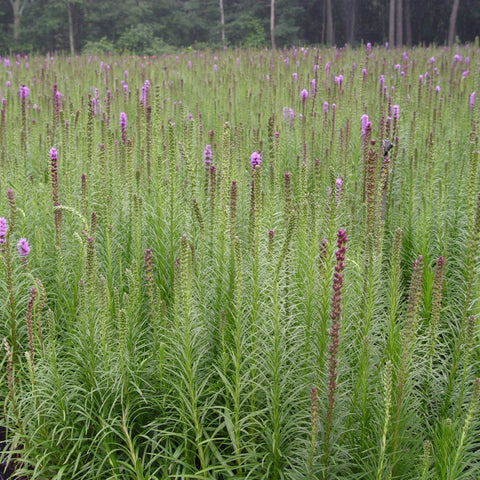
17 238 30 257
470 92 476 110
436 85 440 93
119 112 127 129
91 97 97 116
119 112 127 143
289 108 294 124
361 114 369 137
19 85 29 99
249 151 262 170
292 72 297 82
301 89 308 101
140 80 150 105
204 144 212 165
335 178 342 204
0 217 7 243
324 102 329 115
392 105 399 119
5 81 10 88
311 78 316 97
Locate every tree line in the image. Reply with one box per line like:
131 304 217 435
0 0 479 55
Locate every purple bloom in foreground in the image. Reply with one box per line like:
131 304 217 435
120 112 127 143
250 151 262 170
17 238 30 257
119 112 127 129
392 105 399 119
335 178 342 204
470 92 476 110
19 85 29 99
301 89 308 101
204 144 212 165
361 114 369 137
0 217 7 243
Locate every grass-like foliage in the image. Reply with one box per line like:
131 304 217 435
0 44 479 478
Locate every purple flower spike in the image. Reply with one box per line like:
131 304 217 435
301 89 308 101
470 92 476 110
50 147 57 158
204 144 212 165
361 114 369 137
120 112 127 129
17 238 30 257
120 112 127 144
19 85 29 99
335 178 342 204
250 151 262 170
392 105 399 119
0 217 7 243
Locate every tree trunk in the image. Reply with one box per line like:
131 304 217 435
448 0 461 46
405 0 412 46
321 0 326 44
9 0 25 41
396 0 403 46
326 0 334 45
270 0 275 49
219 0 225 44
389 0 395 47
67 2 75 56
344 0 356 44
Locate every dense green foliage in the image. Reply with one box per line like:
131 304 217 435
0 44 479 478
0 0 480 54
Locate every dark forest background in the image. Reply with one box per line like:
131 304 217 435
0 0 479 55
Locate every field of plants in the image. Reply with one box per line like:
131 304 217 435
0 43 479 479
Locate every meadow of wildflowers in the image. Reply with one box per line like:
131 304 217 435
0 44 479 479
